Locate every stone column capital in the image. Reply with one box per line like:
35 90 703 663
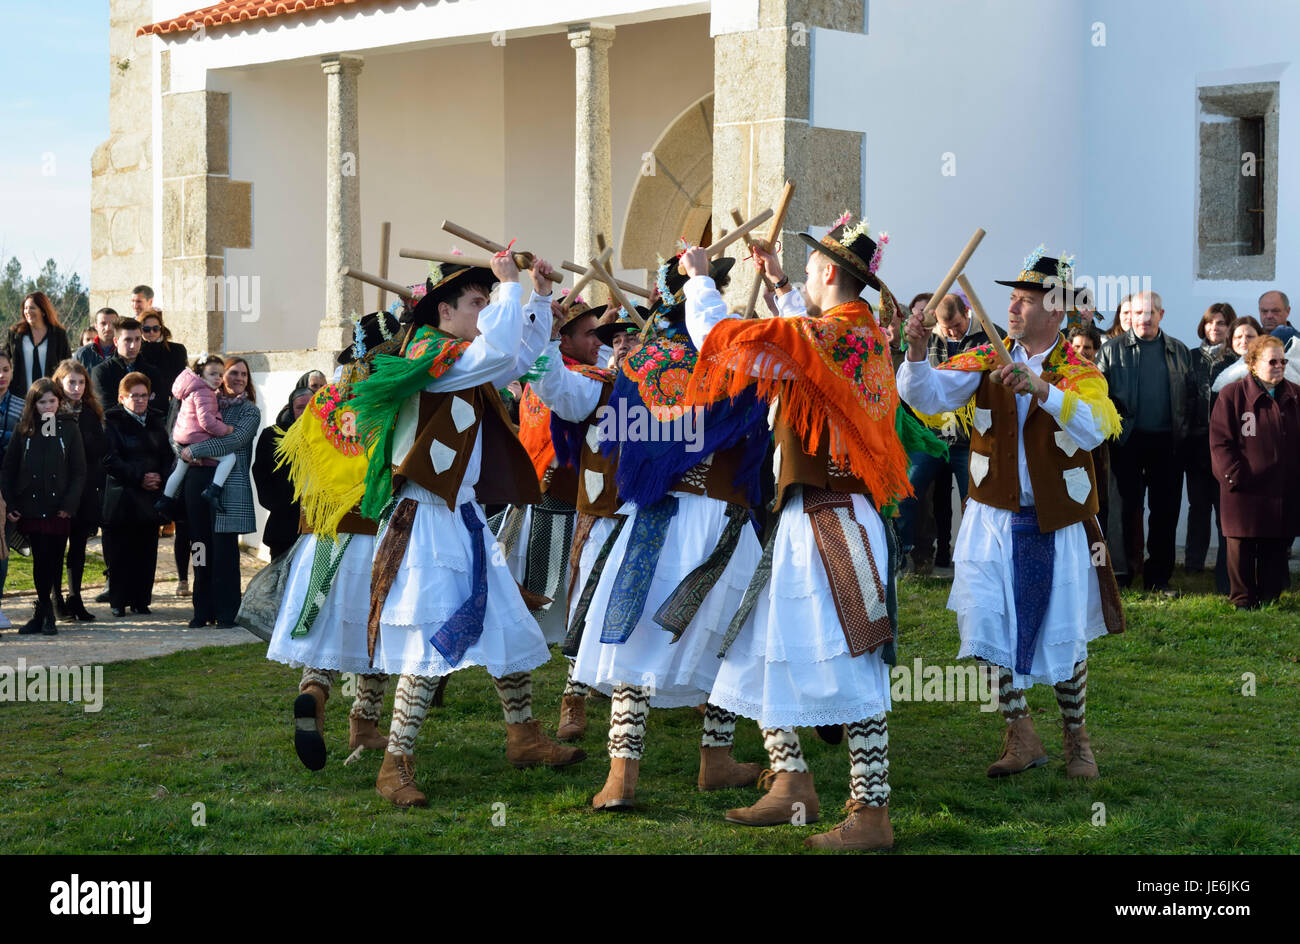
567 23 615 49
320 53 364 76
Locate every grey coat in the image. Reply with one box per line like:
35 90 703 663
185 397 261 534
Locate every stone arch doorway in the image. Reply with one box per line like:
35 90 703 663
619 92 713 273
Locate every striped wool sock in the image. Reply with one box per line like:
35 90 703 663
701 703 738 748
1054 660 1088 731
493 672 533 725
608 684 650 760
349 673 387 722
761 728 808 774
386 674 440 756
562 661 590 698
300 667 336 695
998 668 1029 724
847 713 890 807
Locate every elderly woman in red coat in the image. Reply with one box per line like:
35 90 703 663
1209 334 1300 610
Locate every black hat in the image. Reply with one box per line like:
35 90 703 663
994 245 1075 293
594 304 652 345
651 253 735 320
408 261 499 327
337 310 403 365
797 213 886 291
554 300 602 337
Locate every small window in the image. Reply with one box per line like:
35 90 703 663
1196 81 1278 280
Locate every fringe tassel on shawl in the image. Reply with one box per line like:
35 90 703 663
275 395 369 543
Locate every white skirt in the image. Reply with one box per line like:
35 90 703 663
572 493 761 708
369 482 551 679
267 532 378 674
567 516 618 629
947 500 1107 689
710 490 893 729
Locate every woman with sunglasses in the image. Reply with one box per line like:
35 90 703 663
1209 334 1300 610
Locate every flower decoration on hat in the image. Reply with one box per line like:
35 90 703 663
349 310 367 363
1023 243 1047 272
426 261 444 285
1055 252 1075 286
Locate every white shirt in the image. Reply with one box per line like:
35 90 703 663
896 336 1105 506
391 281 551 507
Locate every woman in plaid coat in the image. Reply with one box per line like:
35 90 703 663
178 356 260 628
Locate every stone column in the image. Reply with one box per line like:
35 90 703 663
569 24 615 304
713 1 866 310
320 53 364 351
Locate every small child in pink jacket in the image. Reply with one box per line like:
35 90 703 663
156 358 236 517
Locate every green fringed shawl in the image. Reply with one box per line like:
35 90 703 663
351 326 470 520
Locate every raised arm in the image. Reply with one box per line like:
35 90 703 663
530 340 604 421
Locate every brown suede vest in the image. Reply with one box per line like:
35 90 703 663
967 373 1099 532
672 444 753 509
298 509 378 537
574 383 620 518
393 383 540 508
543 464 579 507
773 402 874 511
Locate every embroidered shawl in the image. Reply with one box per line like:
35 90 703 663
519 356 612 483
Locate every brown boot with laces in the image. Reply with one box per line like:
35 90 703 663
1063 723 1099 779
376 751 428 808
697 745 763 791
505 719 586 768
349 716 389 752
804 800 894 851
556 695 587 741
724 769 820 826
986 716 1049 778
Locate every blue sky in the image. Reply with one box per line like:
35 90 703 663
0 0 109 285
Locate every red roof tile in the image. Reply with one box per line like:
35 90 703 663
137 0 386 37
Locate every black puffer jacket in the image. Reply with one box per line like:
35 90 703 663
69 404 110 526
0 414 85 521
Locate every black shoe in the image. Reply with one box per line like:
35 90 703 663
41 606 57 636
934 551 952 568
111 607 126 618
814 724 845 745
131 605 151 615
94 588 112 603
293 692 327 772
153 495 177 521
66 594 96 622
18 612 43 635
214 620 237 629
187 617 207 628
202 483 227 514
54 589 71 621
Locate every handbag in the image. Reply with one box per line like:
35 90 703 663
235 536 301 642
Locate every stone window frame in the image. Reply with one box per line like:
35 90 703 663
1195 80 1279 281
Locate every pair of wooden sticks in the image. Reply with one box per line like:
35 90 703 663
918 228 1014 367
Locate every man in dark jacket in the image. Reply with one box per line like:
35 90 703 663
91 317 162 415
74 308 119 372
1095 290 1196 592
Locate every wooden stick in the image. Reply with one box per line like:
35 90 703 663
595 232 607 252
923 228 986 318
564 247 614 304
341 266 413 301
728 209 775 314
439 219 562 283
399 248 499 268
560 260 651 299
956 274 1013 368
677 208 774 274
587 255 646 329
376 221 391 312
745 180 795 317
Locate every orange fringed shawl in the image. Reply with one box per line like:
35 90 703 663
687 300 914 510
518 358 612 484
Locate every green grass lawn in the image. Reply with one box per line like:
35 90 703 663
2 551 107 595
1 568 1296 854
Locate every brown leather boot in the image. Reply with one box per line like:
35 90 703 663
804 801 894 851
505 719 587 769
697 745 763 791
1063 724 1100 780
293 683 328 771
376 751 427 808
556 695 587 741
724 770 820 826
986 716 1049 778
349 716 389 752
591 757 639 811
